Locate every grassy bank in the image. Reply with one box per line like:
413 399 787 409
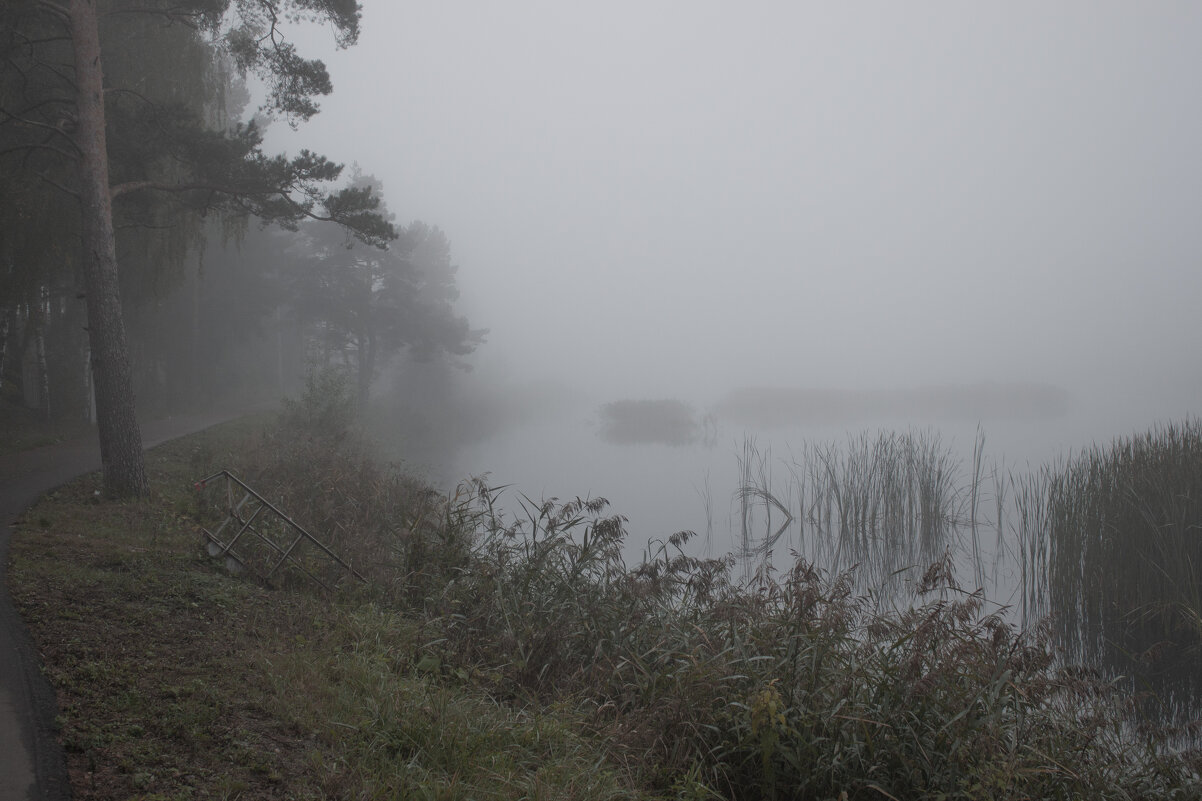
10 417 636 800
8 403 1202 799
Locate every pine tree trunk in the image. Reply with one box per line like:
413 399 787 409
357 328 375 412
35 286 50 423
20 298 40 410
0 308 9 393
190 251 202 404
34 321 50 423
70 0 147 497
275 305 286 395
20 346 37 409
83 340 96 424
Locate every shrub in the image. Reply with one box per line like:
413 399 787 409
279 365 358 441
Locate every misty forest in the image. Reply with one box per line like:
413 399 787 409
2 2 1201 800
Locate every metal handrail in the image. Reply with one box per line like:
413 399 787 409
195 469 367 588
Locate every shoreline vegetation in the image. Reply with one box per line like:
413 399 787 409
8 386 1202 800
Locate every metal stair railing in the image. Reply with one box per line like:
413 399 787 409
195 469 366 590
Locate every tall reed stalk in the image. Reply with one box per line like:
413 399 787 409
736 430 969 598
1034 420 1202 721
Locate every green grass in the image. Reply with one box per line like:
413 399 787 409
8 400 1202 800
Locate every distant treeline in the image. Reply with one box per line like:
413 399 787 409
714 382 1070 428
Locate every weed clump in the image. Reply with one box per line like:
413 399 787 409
428 490 1199 799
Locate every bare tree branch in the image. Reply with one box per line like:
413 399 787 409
34 170 81 201
0 108 80 152
101 5 207 29
110 179 374 233
11 34 73 47
0 139 79 162
30 1 69 26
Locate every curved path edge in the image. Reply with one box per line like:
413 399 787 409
0 407 271 801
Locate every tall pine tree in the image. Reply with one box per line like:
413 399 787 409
0 0 392 496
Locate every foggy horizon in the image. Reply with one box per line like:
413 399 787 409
261 1 1200 473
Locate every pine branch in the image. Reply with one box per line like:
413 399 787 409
111 179 236 199
109 178 394 247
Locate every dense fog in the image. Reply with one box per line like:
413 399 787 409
252 3 1202 549
271 3 1198 407
5 2 1198 542
4 2 1202 779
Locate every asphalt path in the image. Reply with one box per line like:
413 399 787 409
0 408 266 801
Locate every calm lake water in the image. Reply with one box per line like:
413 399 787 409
375 375 1202 728
432 382 1186 607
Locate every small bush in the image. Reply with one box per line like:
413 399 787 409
279 365 358 441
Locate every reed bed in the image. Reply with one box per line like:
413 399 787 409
730 420 1202 739
1016 419 1202 726
733 430 982 599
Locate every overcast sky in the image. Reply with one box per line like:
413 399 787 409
266 1 1202 425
